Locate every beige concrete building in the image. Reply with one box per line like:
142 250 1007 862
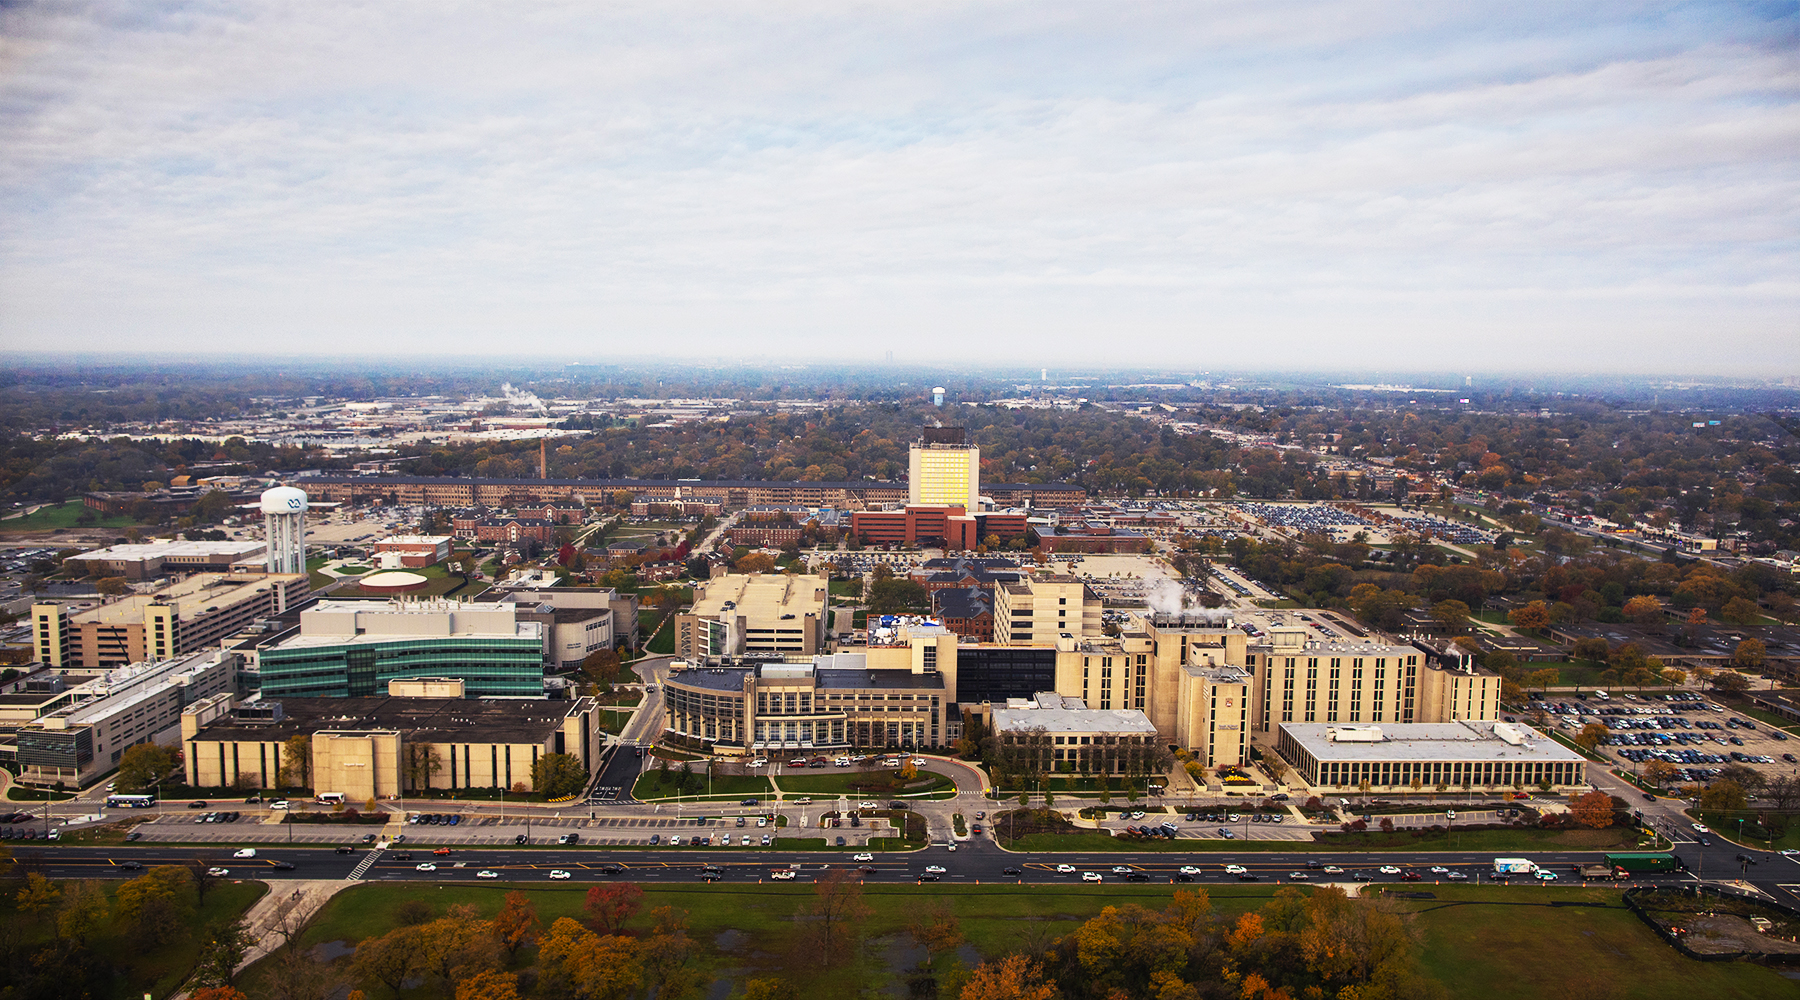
63 540 267 581
993 574 1102 645
662 629 956 752
673 574 827 659
34 572 310 669
181 692 604 797
11 650 237 787
908 429 980 510
1274 721 1588 794
987 692 1161 775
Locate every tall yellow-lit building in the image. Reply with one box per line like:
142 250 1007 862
908 427 980 510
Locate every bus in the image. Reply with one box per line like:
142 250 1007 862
106 794 156 808
316 792 345 805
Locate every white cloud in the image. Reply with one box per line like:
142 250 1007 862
0 1 1795 372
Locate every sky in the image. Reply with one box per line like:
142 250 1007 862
0 2 1796 374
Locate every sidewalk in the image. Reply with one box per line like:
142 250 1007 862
233 879 355 974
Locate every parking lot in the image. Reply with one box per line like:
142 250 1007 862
1528 692 1798 785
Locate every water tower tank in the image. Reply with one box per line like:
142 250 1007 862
260 486 309 514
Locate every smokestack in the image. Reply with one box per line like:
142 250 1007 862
539 438 548 480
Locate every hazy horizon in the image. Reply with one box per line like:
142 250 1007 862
2 3 1796 373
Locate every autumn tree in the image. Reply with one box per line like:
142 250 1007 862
1571 636 1610 661
404 742 444 791
455 970 522 1000
1708 670 1751 694
15 872 60 918
1573 722 1610 753
1622 595 1664 628
908 900 966 968
1526 668 1559 694
1644 760 1680 787
116 742 177 794
1720 596 1763 626
741 978 797 1000
490 891 541 963
960 954 1059 1000
280 734 313 789
117 864 198 945
800 868 874 965
1429 600 1471 633
531 752 588 798
640 905 707 1000
354 926 427 1000
538 917 642 1000
195 918 258 988
1569 790 1615 829
1733 638 1767 672
1508 601 1550 631
192 989 250 1000
584 882 644 935
1701 779 1747 812
56 880 110 944
417 903 502 994
735 552 777 574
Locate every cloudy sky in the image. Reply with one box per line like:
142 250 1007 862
1 2 1795 373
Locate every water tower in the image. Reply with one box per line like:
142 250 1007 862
932 386 946 407
260 486 310 575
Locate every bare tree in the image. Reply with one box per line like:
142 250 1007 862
799 869 873 965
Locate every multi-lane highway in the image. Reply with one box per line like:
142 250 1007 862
14 836 1795 901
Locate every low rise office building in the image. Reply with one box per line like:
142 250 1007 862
1274 721 1588 794
180 687 603 798
672 574 827 660
62 540 269 580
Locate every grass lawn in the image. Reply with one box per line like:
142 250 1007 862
3 876 266 1000
632 772 773 800
775 772 955 797
328 561 486 599
6 786 75 801
640 611 675 654
0 499 142 533
1406 884 1790 1000
1690 808 1800 852
253 880 1283 1000
244 879 1794 1000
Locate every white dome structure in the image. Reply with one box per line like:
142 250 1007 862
259 486 309 514
261 486 310 575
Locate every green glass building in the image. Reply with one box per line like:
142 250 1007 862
259 635 545 698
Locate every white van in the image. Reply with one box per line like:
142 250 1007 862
316 792 345 805
1592 690 1609 701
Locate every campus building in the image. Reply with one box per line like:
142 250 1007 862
993 574 1102 645
62 540 269 581
987 692 1161 776
8 650 238 788
256 599 546 699
1273 721 1588 794
180 689 603 797
371 535 454 567
662 628 957 752
33 573 311 669
672 574 828 660
908 427 980 510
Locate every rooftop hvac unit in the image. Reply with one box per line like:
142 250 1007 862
1326 725 1383 743
1492 722 1526 746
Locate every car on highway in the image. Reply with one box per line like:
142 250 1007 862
207 868 229 877
433 848 453 856
1224 864 1248 874
1179 866 1203 875
415 863 437 871
1081 872 1102 882
477 870 499 879
549 870 571 879
1533 870 1558 881
925 865 947 874
1236 873 1261 881
771 869 796 880
1399 871 1423 882
1379 866 1402 875
1287 872 1311 880
1111 865 1133 874
918 873 941 882
1322 866 1343 874
1428 866 1450 874
1002 867 1022 876
1353 872 1377 882
1057 864 1077 873
853 853 874 862
599 864 624 874
1692 822 1710 833
700 872 722 882
118 860 144 871
233 848 257 859
1447 871 1470 881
